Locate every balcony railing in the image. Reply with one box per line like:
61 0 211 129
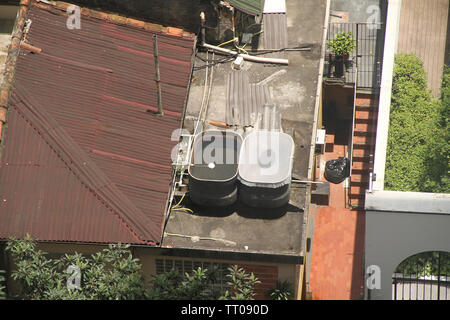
325 22 385 90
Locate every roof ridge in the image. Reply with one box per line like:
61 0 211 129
11 85 159 245
33 0 196 40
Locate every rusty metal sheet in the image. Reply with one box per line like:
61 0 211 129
0 4 195 245
226 70 271 127
263 13 288 59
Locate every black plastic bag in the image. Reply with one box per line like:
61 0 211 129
324 157 350 184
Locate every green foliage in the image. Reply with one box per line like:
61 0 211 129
395 251 450 277
327 32 356 56
148 265 260 300
147 267 221 300
267 280 293 300
6 234 147 300
0 270 6 300
220 265 261 300
5 235 262 300
385 54 449 193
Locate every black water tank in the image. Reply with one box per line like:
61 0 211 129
188 130 242 207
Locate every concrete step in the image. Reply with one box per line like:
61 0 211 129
354 122 377 133
351 161 371 171
353 130 375 137
355 109 378 120
355 95 377 108
352 149 373 159
351 155 372 163
348 193 365 199
355 105 378 112
353 135 375 145
349 197 365 209
350 174 370 183
350 185 367 195
350 179 370 188
352 143 375 150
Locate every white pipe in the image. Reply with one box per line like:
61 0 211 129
202 43 289 65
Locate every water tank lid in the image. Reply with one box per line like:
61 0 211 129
238 131 294 185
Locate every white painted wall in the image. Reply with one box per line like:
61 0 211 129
371 0 402 191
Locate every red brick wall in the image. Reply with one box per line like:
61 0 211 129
238 264 278 300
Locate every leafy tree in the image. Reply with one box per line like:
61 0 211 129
147 267 220 300
395 251 450 278
5 235 262 300
385 54 448 193
220 265 261 300
267 280 293 300
148 265 261 300
6 234 147 300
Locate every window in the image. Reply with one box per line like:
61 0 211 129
155 259 231 294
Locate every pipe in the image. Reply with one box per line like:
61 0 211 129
200 12 206 45
20 42 41 54
202 43 289 65
152 34 163 115
209 120 229 128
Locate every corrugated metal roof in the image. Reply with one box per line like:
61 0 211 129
226 70 271 127
263 13 288 59
228 0 264 16
0 2 195 245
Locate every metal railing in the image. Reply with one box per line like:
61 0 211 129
326 22 384 89
347 67 357 208
392 251 450 300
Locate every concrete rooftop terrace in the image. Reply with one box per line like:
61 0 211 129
162 0 327 261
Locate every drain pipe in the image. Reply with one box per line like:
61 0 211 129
150 34 164 116
202 43 289 65
200 12 206 46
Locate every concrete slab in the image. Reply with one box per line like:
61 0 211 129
163 0 327 258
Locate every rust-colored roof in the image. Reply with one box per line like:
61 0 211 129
0 1 196 245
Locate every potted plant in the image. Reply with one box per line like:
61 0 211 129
327 32 356 77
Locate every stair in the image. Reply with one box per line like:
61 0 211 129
348 93 378 210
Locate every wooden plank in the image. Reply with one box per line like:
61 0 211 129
397 0 449 97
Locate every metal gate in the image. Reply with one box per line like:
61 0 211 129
392 251 450 300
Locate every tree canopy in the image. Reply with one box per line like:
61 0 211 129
385 54 449 193
3 235 265 300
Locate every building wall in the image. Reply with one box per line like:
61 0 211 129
136 250 296 300
3 242 297 300
365 210 450 300
69 0 219 34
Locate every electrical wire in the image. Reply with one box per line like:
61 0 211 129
193 55 236 70
172 193 186 209
194 44 312 70
170 193 194 214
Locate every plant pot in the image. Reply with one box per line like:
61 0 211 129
333 55 344 78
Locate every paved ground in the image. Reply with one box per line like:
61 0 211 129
308 133 365 300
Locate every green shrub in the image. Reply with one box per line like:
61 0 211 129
327 32 356 56
385 54 449 193
0 270 6 299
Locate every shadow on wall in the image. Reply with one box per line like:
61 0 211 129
69 0 218 33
